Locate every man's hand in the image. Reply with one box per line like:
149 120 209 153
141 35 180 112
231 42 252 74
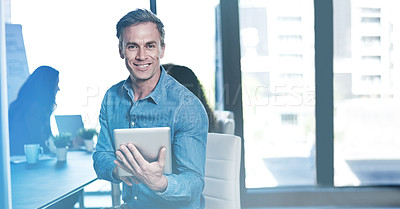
112 167 139 186
114 143 168 192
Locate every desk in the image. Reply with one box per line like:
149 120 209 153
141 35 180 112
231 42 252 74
11 151 97 209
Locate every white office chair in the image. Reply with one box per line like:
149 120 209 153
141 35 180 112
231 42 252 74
204 133 241 209
111 132 242 209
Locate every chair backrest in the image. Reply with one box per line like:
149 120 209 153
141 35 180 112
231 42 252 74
214 110 235 135
204 133 241 209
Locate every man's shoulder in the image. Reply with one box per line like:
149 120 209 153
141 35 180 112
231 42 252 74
163 75 198 102
105 80 126 94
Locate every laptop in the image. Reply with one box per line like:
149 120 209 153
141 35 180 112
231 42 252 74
54 115 84 138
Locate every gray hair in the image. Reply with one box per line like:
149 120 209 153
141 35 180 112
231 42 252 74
116 9 165 47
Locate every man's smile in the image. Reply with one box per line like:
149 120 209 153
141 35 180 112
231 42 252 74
134 63 150 69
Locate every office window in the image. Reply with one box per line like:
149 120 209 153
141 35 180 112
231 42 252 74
361 7 381 14
361 17 381 24
277 16 302 23
361 36 381 47
334 0 400 186
239 0 315 188
281 113 298 125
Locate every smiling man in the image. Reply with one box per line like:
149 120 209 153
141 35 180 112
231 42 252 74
93 9 209 209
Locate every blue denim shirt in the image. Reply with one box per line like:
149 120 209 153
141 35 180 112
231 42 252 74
93 68 208 209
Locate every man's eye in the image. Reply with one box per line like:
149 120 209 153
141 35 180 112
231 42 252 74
127 45 138 50
147 44 156 49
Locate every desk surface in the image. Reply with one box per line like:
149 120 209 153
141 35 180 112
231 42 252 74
11 150 97 209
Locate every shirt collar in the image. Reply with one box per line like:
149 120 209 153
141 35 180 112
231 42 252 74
122 66 167 105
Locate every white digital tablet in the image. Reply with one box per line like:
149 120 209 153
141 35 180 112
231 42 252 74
113 127 172 176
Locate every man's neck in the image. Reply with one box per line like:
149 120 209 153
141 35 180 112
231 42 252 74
131 83 152 102
130 74 160 102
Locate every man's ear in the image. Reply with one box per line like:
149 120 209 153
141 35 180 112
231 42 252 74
119 46 124 59
160 44 166 58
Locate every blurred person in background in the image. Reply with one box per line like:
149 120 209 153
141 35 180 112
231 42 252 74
8 65 60 155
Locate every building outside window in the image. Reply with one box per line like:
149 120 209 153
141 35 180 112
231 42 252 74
239 0 316 188
334 0 400 187
239 0 400 190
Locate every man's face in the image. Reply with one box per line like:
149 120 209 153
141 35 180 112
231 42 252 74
119 22 165 84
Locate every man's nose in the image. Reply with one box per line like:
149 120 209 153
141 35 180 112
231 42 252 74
135 47 147 60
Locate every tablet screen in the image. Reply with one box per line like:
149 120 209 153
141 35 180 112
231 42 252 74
113 127 172 176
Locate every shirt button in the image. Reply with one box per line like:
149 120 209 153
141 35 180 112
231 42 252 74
134 196 138 200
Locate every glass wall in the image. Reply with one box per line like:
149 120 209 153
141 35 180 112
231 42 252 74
333 0 400 186
239 0 315 188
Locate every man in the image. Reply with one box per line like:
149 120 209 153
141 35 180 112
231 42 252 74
93 9 209 209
